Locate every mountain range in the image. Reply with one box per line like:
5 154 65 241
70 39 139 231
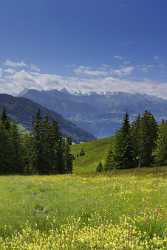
0 94 95 142
21 89 167 138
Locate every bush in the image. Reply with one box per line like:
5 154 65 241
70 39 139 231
96 162 103 173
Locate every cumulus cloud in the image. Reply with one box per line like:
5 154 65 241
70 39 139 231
114 55 124 60
0 60 167 100
30 64 40 72
0 68 3 78
74 66 108 77
137 64 154 73
74 65 134 78
4 68 16 74
111 66 134 77
4 60 27 68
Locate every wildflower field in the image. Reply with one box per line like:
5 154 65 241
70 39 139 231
0 168 167 249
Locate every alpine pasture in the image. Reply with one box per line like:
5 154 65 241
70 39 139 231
0 139 167 249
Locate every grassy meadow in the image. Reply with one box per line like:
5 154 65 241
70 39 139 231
71 137 113 174
0 169 167 248
0 139 167 249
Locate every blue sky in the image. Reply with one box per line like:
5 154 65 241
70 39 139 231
0 0 167 97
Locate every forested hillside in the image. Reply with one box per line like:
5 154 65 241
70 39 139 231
0 109 73 174
0 94 95 142
73 111 167 174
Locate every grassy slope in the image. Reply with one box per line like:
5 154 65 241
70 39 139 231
0 169 167 247
2 136 167 248
72 137 113 174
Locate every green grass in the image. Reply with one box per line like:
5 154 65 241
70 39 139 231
0 169 165 232
1 138 167 248
72 137 113 174
0 169 167 248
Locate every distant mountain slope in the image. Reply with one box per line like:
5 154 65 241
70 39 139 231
22 89 167 137
0 94 95 143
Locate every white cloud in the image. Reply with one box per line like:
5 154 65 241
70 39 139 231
137 63 167 74
111 66 134 77
4 68 16 74
30 64 40 72
74 66 108 77
114 56 123 60
4 60 27 68
0 61 167 100
0 68 2 78
137 64 154 73
74 65 134 78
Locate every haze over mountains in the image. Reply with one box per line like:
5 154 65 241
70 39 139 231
22 89 167 138
0 94 95 142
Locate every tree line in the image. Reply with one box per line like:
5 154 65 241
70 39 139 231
0 109 73 175
103 111 167 171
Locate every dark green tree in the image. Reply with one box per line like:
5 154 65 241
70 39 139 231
114 113 134 169
0 108 73 175
131 114 143 167
31 111 73 175
0 121 12 174
139 111 158 166
104 149 115 171
32 109 45 174
80 148 85 156
0 110 24 174
96 162 103 173
64 137 73 174
10 123 23 173
51 120 65 174
1 107 10 130
155 120 167 165
21 133 34 174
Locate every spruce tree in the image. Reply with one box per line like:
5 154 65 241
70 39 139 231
64 137 73 174
21 133 34 174
0 108 73 175
0 110 22 174
10 123 23 173
31 112 72 175
50 120 63 174
80 148 85 156
32 109 45 174
43 117 62 174
42 115 53 174
104 149 115 170
1 107 10 130
155 121 167 165
131 114 143 167
96 162 103 173
114 113 134 169
140 111 158 166
0 121 11 174
57 136 66 174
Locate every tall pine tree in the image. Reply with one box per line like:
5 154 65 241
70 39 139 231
140 111 158 166
31 111 73 174
114 113 134 169
0 109 23 174
32 110 45 174
104 149 115 171
155 120 167 165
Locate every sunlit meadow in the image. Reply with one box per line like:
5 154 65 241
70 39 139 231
0 168 167 249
